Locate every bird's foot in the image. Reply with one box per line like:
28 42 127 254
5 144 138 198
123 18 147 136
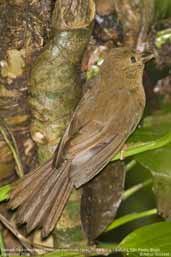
120 144 128 160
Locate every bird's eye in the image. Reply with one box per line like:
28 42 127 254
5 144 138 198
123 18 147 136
130 56 137 63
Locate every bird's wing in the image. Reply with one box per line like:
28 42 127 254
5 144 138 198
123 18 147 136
57 85 144 187
53 76 102 164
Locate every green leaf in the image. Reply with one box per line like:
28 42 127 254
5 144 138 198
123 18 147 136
129 112 171 143
155 28 171 48
113 111 171 161
105 209 157 232
131 110 171 219
0 185 10 202
0 230 7 257
119 221 171 257
112 110 171 223
155 0 171 19
136 144 171 219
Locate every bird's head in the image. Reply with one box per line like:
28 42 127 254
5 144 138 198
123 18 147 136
101 47 153 85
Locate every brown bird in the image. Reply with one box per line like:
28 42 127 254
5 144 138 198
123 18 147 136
9 47 146 238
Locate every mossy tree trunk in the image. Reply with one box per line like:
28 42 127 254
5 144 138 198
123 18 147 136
29 0 95 248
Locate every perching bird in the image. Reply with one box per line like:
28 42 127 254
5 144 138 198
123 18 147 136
9 47 146 238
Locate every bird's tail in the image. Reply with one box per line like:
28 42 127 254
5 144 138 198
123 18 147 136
9 159 73 238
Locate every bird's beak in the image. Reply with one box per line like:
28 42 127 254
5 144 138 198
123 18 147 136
141 54 154 63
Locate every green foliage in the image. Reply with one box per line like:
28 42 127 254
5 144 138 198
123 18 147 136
0 185 10 202
105 209 157 233
113 109 171 161
155 0 171 19
155 28 171 48
136 144 171 219
131 107 171 220
0 230 7 257
119 221 171 256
